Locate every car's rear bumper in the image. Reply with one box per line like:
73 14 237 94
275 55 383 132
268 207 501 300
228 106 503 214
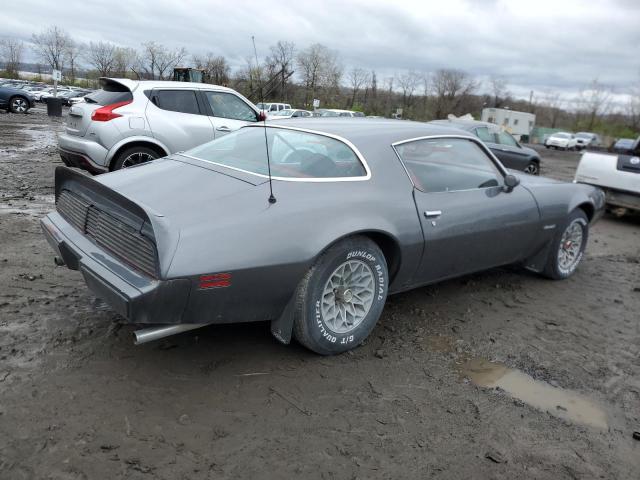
59 147 108 174
58 133 109 173
41 213 191 324
603 188 640 211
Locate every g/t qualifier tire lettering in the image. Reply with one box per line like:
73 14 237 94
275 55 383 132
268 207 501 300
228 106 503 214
293 236 389 355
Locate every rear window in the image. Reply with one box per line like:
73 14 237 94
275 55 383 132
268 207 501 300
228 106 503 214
85 80 132 105
186 126 368 180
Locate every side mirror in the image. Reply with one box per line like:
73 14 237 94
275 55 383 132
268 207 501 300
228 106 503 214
258 111 267 122
503 174 520 192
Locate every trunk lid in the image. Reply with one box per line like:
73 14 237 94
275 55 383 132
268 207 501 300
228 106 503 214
65 78 137 137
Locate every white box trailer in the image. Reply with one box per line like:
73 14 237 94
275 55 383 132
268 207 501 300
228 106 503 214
481 108 535 140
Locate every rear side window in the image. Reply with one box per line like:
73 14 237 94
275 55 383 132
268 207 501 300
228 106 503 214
395 138 502 193
203 91 258 122
496 131 518 147
154 90 200 115
85 81 132 106
186 127 367 179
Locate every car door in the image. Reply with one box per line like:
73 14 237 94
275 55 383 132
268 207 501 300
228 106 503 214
145 89 214 153
394 136 540 284
493 130 531 170
200 90 259 137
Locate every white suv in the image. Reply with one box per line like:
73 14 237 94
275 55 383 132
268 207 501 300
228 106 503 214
58 78 263 173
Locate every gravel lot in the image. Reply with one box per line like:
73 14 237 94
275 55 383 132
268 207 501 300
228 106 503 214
1 107 639 480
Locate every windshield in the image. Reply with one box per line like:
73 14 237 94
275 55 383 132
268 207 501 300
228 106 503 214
553 133 571 139
575 133 592 139
615 139 634 148
185 127 367 179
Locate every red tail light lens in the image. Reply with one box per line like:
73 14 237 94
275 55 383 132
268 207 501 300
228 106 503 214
91 100 132 122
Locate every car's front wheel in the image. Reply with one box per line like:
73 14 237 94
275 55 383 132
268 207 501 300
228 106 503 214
112 146 159 170
543 209 589 279
293 236 388 355
8 96 30 114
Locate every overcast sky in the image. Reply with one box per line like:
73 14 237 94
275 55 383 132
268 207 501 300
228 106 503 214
3 0 639 100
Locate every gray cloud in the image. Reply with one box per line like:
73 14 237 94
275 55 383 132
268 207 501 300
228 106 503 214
3 0 639 98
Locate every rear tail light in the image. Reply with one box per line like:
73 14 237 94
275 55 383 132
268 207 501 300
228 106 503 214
91 100 132 122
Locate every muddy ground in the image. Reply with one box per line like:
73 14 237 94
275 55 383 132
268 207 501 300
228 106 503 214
0 107 639 480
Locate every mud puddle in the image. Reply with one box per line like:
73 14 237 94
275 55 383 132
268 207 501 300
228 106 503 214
459 358 608 429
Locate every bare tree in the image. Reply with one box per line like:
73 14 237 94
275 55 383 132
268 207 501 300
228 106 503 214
140 41 187 80
86 41 116 77
0 39 24 78
32 25 70 72
113 47 137 77
430 69 478 118
296 43 341 106
626 78 640 131
397 70 420 108
193 53 230 85
347 67 369 107
489 75 509 108
64 40 81 84
576 79 611 130
543 91 564 128
265 41 295 100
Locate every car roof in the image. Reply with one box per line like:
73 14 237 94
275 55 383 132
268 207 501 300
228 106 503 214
429 119 496 131
101 77 237 94
261 118 472 147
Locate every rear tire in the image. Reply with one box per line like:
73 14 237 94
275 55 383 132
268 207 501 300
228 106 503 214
542 209 589 280
293 236 388 355
112 146 159 170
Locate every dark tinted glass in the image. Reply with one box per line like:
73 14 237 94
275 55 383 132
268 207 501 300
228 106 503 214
155 90 200 115
396 138 502 193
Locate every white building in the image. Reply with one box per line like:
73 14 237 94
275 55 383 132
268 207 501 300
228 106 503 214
481 108 535 139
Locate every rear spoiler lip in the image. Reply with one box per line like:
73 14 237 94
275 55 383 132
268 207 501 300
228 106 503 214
55 166 150 228
98 77 139 92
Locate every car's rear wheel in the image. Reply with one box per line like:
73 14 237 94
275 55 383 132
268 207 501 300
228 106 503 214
542 209 589 280
524 161 539 175
112 146 159 170
9 96 30 114
292 236 388 355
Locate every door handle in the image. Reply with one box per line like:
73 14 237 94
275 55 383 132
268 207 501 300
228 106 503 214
424 210 442 218
216 126 231 132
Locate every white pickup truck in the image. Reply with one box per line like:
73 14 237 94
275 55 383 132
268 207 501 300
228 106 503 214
574 138 640 214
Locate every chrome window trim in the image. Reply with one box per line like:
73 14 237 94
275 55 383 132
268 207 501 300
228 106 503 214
391 134 509 193
180 124 372 183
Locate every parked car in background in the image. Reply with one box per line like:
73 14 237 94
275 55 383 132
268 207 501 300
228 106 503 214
575 137 640 215
430 119 541 174
256 102 291 113
58 78 264 173
545 132 578 150
0 85 35 113
612 138 637 154
269 108 313 120
42 119 604 354
575 132 601 150
316 109 365 117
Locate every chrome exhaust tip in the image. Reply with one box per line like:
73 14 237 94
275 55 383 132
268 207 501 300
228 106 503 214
133 324 208 345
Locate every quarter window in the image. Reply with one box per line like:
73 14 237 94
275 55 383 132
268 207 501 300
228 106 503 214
395 138 502 193
203 91 258 122
187 127 367 179
154 90 200 115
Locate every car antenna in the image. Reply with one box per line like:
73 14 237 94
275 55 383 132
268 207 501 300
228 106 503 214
252 35 276 204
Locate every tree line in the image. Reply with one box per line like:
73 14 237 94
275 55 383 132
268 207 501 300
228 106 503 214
1 26 638 137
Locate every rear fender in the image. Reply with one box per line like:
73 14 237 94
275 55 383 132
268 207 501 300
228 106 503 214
106 136 170 166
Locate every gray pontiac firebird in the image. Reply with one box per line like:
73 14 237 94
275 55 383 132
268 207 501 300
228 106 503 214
41 119 605 355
